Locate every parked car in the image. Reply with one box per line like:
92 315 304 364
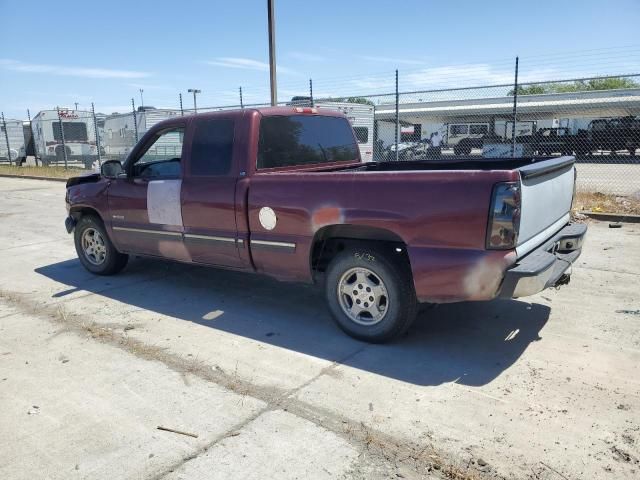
64 106 586 342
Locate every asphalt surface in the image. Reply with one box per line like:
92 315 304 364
0 177 639 479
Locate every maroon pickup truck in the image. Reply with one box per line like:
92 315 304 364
65 106 586 342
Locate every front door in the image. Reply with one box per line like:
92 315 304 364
108 126 188 261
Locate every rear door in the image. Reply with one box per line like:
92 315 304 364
108 125 188 260
181 116 244 268
516 158 575 257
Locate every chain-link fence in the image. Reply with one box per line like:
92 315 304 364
358 73 640 196
3 72 640 200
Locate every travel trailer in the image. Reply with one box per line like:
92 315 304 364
102 107 181 158
31 109 98 167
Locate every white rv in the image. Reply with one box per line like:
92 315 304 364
102 107 181 158
0 118 25 164
31 109 98 167
314 101 375 162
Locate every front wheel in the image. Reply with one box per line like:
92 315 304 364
325 246 417 342
74 215 128 275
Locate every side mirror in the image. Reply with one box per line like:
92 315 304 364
101 160 123 178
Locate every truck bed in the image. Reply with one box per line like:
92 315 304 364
343 156 572 173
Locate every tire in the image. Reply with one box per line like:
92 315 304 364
324 246 417 343
74 215 128 275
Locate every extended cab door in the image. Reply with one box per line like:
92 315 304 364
181 115 245 268
108 124 189 261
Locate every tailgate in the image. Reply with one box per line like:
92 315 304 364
516 157 576 257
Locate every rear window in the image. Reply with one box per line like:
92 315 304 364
258 115 359 169
353 126 369 144
53 122 88 142
190 118 234 176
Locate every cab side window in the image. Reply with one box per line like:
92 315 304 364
190 118 234 176
132 128 184 178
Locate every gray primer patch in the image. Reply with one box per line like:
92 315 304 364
147 180 183 226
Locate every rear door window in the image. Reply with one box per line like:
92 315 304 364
258 115 359 169
190 118 235 176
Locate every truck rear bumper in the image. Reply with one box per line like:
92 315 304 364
499 223 587 298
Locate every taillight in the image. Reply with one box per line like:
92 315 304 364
294 107 318 114
486 182 521 250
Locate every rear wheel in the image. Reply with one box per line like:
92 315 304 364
325 246 417 342
74 215 128 275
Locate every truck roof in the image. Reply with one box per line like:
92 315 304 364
180 106 348 118
146 106 349 132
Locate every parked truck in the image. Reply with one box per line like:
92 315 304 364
64 106 586 342
516 127 591 156
588 116 640 155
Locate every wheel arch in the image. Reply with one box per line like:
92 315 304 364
69 205 106 226
309 224 411 282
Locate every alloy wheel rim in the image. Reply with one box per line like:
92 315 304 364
337 267 389 326
81 228 107 265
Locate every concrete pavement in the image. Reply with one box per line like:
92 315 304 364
0 176 639 479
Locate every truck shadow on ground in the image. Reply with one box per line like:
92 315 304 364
36 256 550 387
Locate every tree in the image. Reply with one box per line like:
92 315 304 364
508 85 547 96
330 96 375 106
508 77 638 96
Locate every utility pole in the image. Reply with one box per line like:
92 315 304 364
188 88 201 114
239 86 244 108
267 0 277 106
139 88 144 108
179 93 184 116
74 102 79 111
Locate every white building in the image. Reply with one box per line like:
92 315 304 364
374 87 640 148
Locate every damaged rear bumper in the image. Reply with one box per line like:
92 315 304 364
499 223 587 298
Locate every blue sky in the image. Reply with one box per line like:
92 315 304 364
1 0 640 118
